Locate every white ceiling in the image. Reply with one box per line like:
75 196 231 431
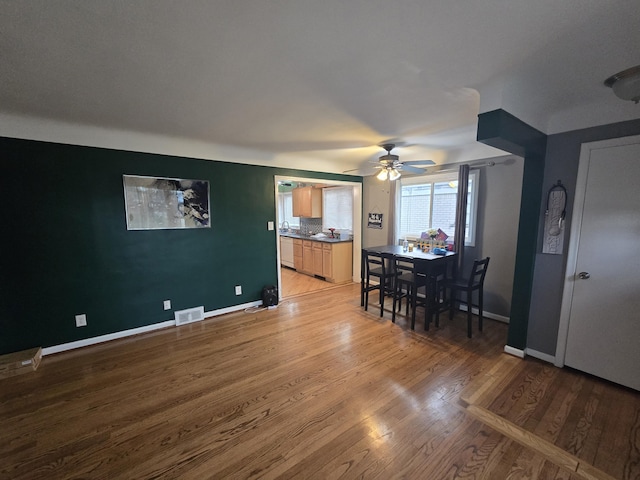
1 1 639 174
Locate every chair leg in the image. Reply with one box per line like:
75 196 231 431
478 287 484 332
424 301 430 331
434 280 443 328
410 288 417 330
364 282 369 311
425 281 434 331
379 282 385 317
405 284 410 315
466 289 473 338
392 283 398 323
449 287 456 320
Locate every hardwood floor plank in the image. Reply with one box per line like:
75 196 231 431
1 283 638 479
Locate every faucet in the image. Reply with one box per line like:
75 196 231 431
281 221 290 231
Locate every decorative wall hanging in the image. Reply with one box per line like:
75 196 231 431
123 175 210 230
542 180 567 254
367 212 383 229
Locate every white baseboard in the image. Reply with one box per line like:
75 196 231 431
502 345 556 364
457 303 510 323
42 300 263 356
504 345 525 358
524 348 555 364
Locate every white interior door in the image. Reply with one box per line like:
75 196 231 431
559 136 640 391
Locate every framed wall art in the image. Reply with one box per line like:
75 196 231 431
367 212 383 229
123 175 210 230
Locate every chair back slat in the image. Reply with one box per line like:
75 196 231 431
393 255 415 276
364 250 393 278
393 255 430 288
468 257 490 287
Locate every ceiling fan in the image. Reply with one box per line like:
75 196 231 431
372 143 435 181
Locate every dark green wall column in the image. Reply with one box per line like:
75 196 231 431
477 110 547 350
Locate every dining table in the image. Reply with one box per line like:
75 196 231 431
361 245 458 328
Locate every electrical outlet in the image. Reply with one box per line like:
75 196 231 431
163 300 171 310
235 285 242 295
75 314 87 327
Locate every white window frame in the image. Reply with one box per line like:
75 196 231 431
396 170 479 246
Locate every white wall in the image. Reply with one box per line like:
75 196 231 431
362 155 524 320
362 176 394 248
473 156 524 319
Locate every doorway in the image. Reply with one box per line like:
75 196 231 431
556 134 640 391
274 176 362 299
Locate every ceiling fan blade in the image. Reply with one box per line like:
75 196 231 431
342 165 382 174
399 165 428 174
401 159 435 166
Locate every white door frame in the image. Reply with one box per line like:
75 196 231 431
554 133 640 368
274 175 363 299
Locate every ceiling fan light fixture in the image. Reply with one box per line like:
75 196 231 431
379 153 399 163
376 168 389 181
605 65 640 103
389 168 401 181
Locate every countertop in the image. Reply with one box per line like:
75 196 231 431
279 231 353 244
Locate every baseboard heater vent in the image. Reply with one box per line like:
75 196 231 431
175 306 205 326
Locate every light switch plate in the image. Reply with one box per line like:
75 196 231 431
268 221 274 231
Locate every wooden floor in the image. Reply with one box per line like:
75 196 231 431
280 265 343 297
1 284 638 479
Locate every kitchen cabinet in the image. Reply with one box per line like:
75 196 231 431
324 241 352 283
293 239 303 270
312 243 323 276
322 244 332 279
280 236 294 268
302 240 314 273
296 238 352 283
292 186 322 218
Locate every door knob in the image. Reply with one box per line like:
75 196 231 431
578 272 591 279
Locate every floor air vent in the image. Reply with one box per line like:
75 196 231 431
175 306 205 326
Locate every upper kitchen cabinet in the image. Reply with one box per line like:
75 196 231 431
292 186 322 218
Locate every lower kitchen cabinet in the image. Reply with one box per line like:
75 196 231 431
322 244 332 279
312 242 323 276
302 240 314 273
293 239 303 270
324 241 352 283
296 239 352 283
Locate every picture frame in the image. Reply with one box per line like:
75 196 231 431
367 212 383 229
123 174 211 230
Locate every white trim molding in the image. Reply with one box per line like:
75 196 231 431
42 300 262 356
525 348 556 364
457 303 510 323
503 345 525 358
503 346 557 364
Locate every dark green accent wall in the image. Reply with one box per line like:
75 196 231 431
0 137 361 354
477 110 547 350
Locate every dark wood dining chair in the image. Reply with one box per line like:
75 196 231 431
391 255 428 330
446 257 490 338
362 250 395 317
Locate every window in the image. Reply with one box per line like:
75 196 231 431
322 186 353 232
397 170 479 245
277 192 299 229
